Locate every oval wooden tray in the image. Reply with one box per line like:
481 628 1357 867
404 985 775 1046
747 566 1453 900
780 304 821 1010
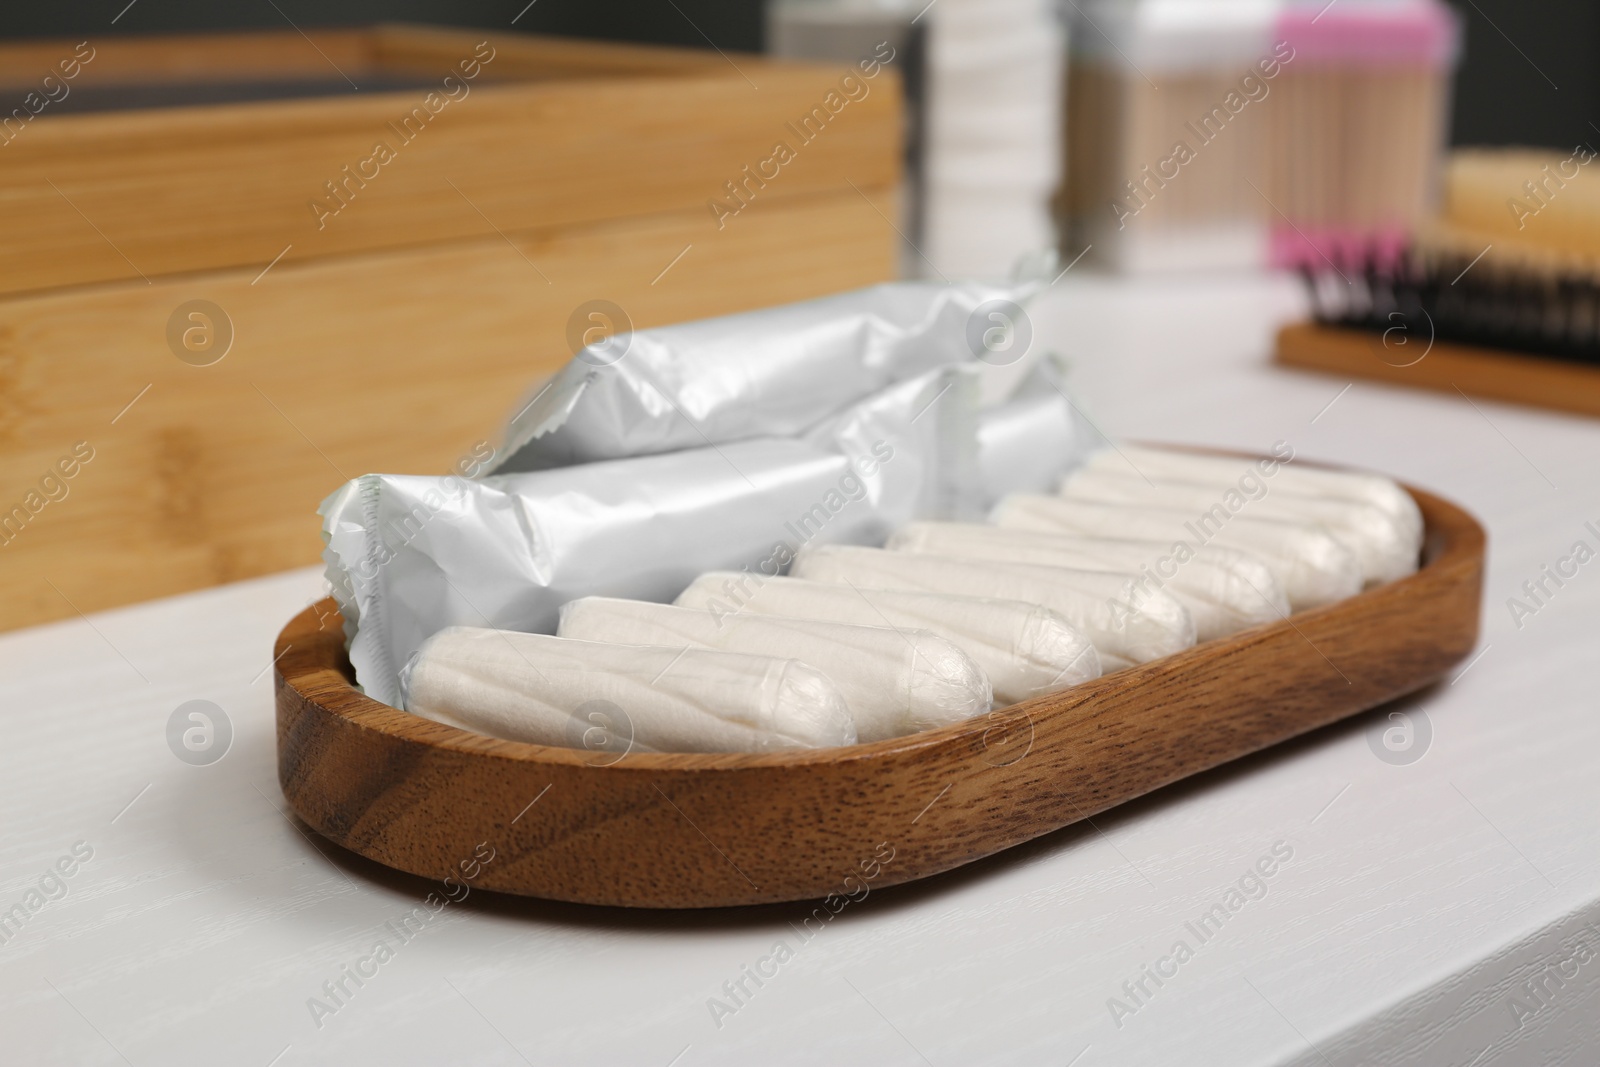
275 483 1484 908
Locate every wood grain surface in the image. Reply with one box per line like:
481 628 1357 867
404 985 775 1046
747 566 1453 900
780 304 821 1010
0 26 897 295
0 187 897 633
274 482 1484 909
1275 322 1600 419
0 24 730 91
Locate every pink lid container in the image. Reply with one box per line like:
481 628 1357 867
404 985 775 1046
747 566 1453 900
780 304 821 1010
1275 0 1461 66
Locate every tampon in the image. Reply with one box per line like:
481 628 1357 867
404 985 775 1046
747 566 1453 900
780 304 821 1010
790 545 1195 672
1080 444 1424 550
887 522 1287 641
674 572 1101 705
558 596 990 740
991 494 1361 611
402 626 857 753
1059 467 1417 585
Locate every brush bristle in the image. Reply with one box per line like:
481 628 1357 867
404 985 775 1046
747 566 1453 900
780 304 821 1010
1302 248 1600 362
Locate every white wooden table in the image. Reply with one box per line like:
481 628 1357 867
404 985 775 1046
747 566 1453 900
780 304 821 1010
4 274 1598 1067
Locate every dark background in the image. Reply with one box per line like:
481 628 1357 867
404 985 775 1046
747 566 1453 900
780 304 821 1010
5 0 1597 150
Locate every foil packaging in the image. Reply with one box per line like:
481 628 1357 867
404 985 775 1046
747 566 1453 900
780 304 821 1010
491 280 1028 473
320 282 1091 706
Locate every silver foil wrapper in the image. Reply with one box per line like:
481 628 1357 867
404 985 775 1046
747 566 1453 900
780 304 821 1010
490 281 1027 473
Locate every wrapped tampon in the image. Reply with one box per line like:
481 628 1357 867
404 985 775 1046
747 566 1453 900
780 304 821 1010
1078 444 1424 551
675 573 1102 705
1058 468 1418 585
492 281 1030 473
971 365 1101 513
790 545 1195 671
991 495 1361 611
324 362 966 707
558 596 990 740
887 522 1286 641
402 626 857 753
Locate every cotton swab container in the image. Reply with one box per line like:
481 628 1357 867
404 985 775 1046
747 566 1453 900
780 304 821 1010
1061 0 1459 273
1265 0 1460 272
1062 0 1284 272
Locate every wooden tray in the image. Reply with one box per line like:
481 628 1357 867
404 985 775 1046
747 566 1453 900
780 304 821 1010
1275 322 1600 419
274 482 1484 909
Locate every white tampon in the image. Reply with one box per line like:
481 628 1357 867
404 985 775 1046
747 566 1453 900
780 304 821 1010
1059 467 1417 585
674 572 1101 706
1082 444 1424 551
991 494 1361 612
887 522 1287 641
401 626 857 753
790 544 1195 672
558 596 990 741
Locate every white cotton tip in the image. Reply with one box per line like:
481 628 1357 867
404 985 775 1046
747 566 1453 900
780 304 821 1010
888 522 1288 641
770 659 860 749
1059 467 1418 586
675 573 1101 706
1014 604 1104 698
904 630 993 732
991 494 1362 612
1085 445 1425 565
789 544 1195 673
403 626 856 753
558 596 990 741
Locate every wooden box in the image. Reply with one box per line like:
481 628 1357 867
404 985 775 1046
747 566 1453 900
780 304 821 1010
0 25 901 631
